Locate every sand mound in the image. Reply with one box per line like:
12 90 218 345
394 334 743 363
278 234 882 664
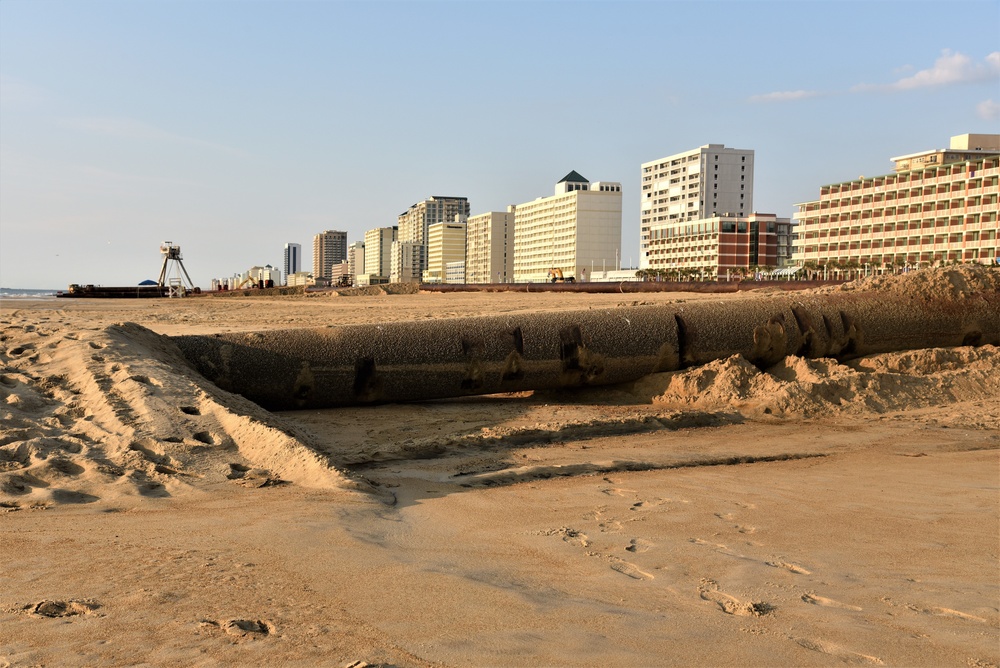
635 345 1000 422
333 282 421 297
0 319 353 508
832 264 1000 300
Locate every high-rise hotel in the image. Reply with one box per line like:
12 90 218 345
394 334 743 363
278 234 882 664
465 208 514 284
792 134 999 269
512 171 622 283
397 196 470 279
312 230 348 281
640 144 753 269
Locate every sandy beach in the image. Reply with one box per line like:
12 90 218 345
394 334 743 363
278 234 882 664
2 268 998 667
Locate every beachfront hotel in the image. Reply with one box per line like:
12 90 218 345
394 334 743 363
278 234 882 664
423 219 468 283
465 208 514 284
347 240 365 284
360 226 396 286
512 171 622 283
645 212 793 279
312 230 348 281
792 134 1000 270
397 196 471 278
640 144 754 269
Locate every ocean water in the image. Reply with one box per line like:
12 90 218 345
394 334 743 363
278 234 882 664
0 288 61 299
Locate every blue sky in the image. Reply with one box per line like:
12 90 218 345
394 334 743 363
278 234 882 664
2 0 998 289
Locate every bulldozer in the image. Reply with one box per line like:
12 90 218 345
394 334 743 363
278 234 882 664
548 268 575 283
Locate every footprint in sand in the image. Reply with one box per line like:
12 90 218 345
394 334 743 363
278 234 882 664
601 487 636 497
609 557 654 580
699 579 772 616
29 599 100 617
223 619 274 637
802 592 862 611
910 606 988 623
793 637 883 665
766 560 811 575
625 538 654 553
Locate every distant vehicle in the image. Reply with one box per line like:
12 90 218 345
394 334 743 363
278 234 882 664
548 268 575 283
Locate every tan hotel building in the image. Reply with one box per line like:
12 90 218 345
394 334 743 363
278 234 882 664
513 171 622 283
423 220 467 283
793 134 1000 269
466 208 514 284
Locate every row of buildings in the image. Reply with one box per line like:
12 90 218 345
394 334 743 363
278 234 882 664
216 133 998 289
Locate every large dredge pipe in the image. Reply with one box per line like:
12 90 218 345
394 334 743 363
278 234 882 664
172 291 999 411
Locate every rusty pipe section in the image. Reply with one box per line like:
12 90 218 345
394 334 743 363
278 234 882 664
171 291 999 411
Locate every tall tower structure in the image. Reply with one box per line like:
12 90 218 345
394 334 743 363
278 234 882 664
312 230 348 280
363 226 397 281
397 196 470 276
466 207 515 284
283 243 301 282
640 144 753 268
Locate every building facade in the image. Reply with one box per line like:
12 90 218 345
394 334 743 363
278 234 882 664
423 220 467 283
640 144 754 268
445 261 466 284
363 227 396 282
390 240 423 283
283 243 301 283
312 230 348 280
646 213 793 279
793 134 1000 271
347 241 365 285
398 196 470 277
466 208 514 284
513 171 622 283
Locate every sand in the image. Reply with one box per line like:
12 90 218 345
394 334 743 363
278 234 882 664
1 267 998 667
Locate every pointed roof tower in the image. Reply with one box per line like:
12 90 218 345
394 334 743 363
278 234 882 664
558 170 589 184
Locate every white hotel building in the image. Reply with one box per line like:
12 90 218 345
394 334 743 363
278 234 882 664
513 171 622 283
640 144 754 269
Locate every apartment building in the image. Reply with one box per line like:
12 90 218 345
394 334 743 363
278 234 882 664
397 196 470 276
390 240 423 283
347 241 365 284
793 134 1000 270
312 230 348 280
640 144 754 268
363 226 396 284
465 208 514 284
423 220 467 283
646 213 793 279
513 171 622 283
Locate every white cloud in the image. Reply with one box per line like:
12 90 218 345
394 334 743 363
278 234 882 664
748 90 823 103
853 50 1000 92
977 99 1000 121
59 116 249 157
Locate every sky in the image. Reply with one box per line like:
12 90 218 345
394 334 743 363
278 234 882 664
1 0 998 290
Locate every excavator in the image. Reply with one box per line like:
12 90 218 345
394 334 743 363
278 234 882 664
547 268 575 283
